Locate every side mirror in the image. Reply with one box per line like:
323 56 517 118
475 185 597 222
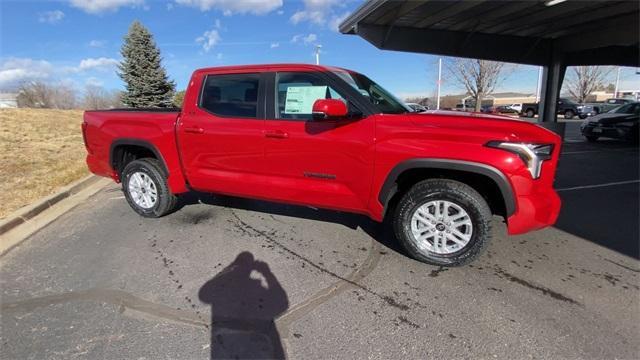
312 99 348 120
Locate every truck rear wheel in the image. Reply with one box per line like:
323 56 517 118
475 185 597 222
525 109 535 118
122 158 177 218
393 179 492 267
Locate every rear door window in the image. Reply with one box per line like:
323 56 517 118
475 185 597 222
200 73 261 118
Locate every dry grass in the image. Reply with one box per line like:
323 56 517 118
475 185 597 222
0 108 89 219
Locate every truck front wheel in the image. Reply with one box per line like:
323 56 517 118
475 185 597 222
122 158 177 218
564 110 574 119
393 179 492 267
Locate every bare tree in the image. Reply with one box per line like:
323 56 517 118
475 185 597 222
16 81 77 109
448 59 509 112
83 85 123 110
564 66 613 103
83 85 108 110
52 84 77 109
17 81 53 108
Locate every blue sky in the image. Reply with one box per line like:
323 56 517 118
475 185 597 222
1 0 638 98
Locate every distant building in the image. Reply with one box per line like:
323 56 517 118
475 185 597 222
0 93 18 108
615 89 640 101
585 91 614 102
485 92 537 106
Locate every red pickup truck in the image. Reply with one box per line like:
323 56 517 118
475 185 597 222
83 64 561 266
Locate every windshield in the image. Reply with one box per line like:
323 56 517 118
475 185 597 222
333 71 411 114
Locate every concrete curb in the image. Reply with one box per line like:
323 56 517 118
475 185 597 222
0 175 102 235
0 176 111 256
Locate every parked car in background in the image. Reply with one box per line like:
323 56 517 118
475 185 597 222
508 103 522 112
83 63 562 267
583 98 635 115
406 103 429 112
580 101 639 142
577 104 597 117
521 98 587 119
480 105 495 113
496 105 518 114
454 103 493 113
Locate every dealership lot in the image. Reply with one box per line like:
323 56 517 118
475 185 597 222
1 127 638 359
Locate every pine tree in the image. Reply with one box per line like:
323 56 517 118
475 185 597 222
118 21 175 108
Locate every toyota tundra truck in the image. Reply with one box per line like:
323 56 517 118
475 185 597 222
82 64 561 266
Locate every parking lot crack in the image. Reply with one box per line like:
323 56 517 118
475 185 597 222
228 211 412 313
1 288 209 328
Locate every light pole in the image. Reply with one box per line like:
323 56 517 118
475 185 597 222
315 45 322 65
535 66 543 103
436 57 442 110
614 66 621 97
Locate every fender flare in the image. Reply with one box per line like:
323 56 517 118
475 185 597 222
378 159 516 216
109 139 169 176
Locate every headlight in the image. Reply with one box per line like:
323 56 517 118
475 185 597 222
485 141 554 179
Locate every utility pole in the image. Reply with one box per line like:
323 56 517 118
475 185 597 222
535 66 543 103
614 66 621 97
315 45 322 65
436 57 442 110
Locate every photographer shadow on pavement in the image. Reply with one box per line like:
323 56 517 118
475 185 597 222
199 252 289 359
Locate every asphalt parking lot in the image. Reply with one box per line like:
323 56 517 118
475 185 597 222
1 122 639 359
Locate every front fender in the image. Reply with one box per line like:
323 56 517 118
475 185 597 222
377 158 516 217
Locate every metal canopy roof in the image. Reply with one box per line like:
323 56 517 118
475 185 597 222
340 0 640 67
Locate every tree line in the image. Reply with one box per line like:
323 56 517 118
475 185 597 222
16 81 184 110
16 81 122 110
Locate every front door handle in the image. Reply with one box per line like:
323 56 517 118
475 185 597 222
264 130 288 139
184 127 204 134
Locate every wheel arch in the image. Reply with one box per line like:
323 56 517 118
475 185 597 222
110 139 169 177
379 159 516 219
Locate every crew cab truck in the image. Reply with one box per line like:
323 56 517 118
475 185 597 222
83 64 562 266
521 98 587 119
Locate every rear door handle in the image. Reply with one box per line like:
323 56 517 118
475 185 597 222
264 130 288 139
184 127 204 134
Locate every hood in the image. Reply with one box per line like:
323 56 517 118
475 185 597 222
404 111 560 144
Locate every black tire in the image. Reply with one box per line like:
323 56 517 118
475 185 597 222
393 179 492 267
121 158 177 218
585 135 599 142
564 110 574 119
526 109 535 118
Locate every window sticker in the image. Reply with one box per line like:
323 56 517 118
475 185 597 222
283 86 327 114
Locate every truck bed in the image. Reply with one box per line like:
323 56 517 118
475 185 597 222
83 108 185 189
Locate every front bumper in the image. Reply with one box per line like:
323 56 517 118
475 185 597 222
581 124 632 140
507 186 561 235
503 152 562 235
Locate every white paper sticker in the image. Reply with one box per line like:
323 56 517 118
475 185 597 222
284 86 327 114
